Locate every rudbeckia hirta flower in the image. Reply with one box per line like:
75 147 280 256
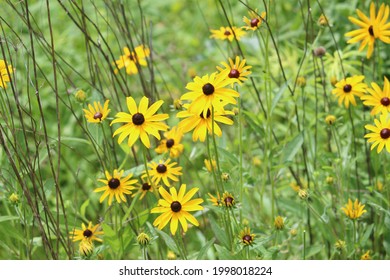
94 169 138 205
207 192 221 206
274 216 285 230
204 158 217 172
210 26 246 41
361 250 371 260
151 184 204 235
243 9 266 31
114 45 150 75
216 56 252 86
364 113 390 153
79 239 94 257
0 59 13 89
143 159 183 187
132 178 155 200
331 75 367 108
111 96 169 148
361 76 390 115
239 227 256 246
221 191 235 208
155 126 184 158
83 100 111 123
341 198 367 220
345 2 390 59
69 222 104 243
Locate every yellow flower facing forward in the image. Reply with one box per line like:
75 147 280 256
83 100 110 123
111 96 169 148
151 184 204 235
239 227 256 246
361 250 371 260
216 56 252 86
0 59 13 89
143 159 183 187
364 113 390 153
210 26 246 42
361 76 390 115
94 169 138 206
243 9 266 31
332 75 367 108
341 198 367 220
181 72 240 117
131 178 156 200
345 2 390 59
155 126 184 158
114 45 150 75
69 222 104 243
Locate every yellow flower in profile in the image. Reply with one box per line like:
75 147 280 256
274 216 285 230
361 76 390 115
131 178 155 200
341 198 367 220
361 250 371 260
216 56 252 86
143 159 183 187
0 59 13 89
83 100 110 123
243 9 266 31
94 169 138 205
331 75 367 108
210 26 246 41
204 159 216 172
364 113 390 153
111 96 169 148
114 45 150 75
69 222 104 243
155 126 184 158
239 227 256 246
151 184 204 235
345 2 390 59
207 192 221 206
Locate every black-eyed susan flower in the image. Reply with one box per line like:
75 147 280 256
114 45 150 75
8 193 19 204
69 221 104 243
325 115 337 125
0 59 13 89
274 216 285 230
243 9 266 31
79 239 94 257
83 100 110 123
151 184 204 235
137 232 151 247
94 169 138 206
341 198 367 220
111 96 169 148
216 56 252 86
143 159 182 187
239 227 256 246
361 250 371 260
210 26 246 41
364 113 390 153
345 2 390 59
204 158 216 172
335 239 346 251
318 14 329 26
155 126 184 158
221 191 235 208
361 76 390 115
331 75 367 108
132 178 155 200
75 89 87 103
207 192 221 206
296 76 306 88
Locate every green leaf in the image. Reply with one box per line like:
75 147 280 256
271 82 288 115
101 224 120 251
361 224 374 245
214 244 239 260
217 147 239 165
0 216 19 223
282 131 304 163
79 199 89 220
153 228 180 255
197 237 216 260
209 215 229 248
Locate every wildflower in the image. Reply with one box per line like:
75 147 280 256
221 172 230 182
326 176 334 185
155 126 184 158
83 100 110 123
181 72 240 117
318 14 329 26
114 45 150 75
173 99 183 110
216 56 252 86
290 180 307 192
290 229 297 237
341 198 367 220
252 156 261 166
376 181 384 192
74 89 87 103
204 159 217 172
151 184 204 235
8 193 19 204
296 76 306 88
298 189 309 200
94 169 138 206
111 96 169 148
364 113 390 153
207 192 222 206
325 115 337 125
243 9 266 31
79 239 94 257
143 159 182 187
137 232 151 246
221 191 235 207
361 250 371 260
274 216 284 230
330 76 338 86
335 239 346 251
167 251 177 260
313 46 326 57
361 76 390 115
239 227 256 246
69 222 104 243
132 179 155 200
345 2 390 59
210 26 246 41
0 59 13 89
331 75 367 108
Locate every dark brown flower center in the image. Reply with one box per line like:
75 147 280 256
202 83 215 95
132 113 145 125
380 128 390 139
93 112 103 120
228 69 240 79
368 25 374 36
243 234 253 243
142 182 151 191
200 109 211 119
170 201 182 212
83 229 93 238
108 178 120 189
250 18 260 27
343 84 352 93
128 53 135 61
224 30 231 36
380 97 390 106
166 139 175 148
156 164 167 173
224 196 234 206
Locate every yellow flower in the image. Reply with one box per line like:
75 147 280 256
221 191 235 208
335 239 346 251
296 76 306 88
345 2 390 59
69 222 104 243
364 113 390 153
204 159 217 172
151 184 204 235
131 178 155 200
0 59 13 89
216 56 252 86
243 9 266 31
167 250 177 260
94 169 138 206
114 45 150 75
111 96 169 148
79 239 94 257
331 75 367 108
210 26 246 41
341 198 367 220
318 14 329 26
239 227 256 246
325 115 337 125
143 159 182 187
155 126 184 158
361 76 390 115
207 192 221 206
274 216 284 230
361 250 371 260
83 100 110 123
298 189 309 200
376 181 384 192
8 193 19 204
